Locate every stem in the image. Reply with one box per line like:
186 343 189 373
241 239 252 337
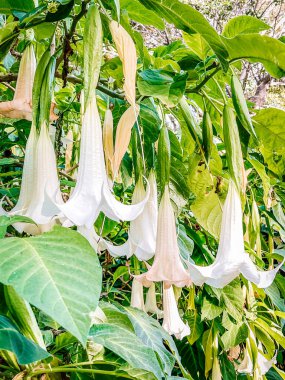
186 66 221 93
0 74 125 100
28 367 134 379
200 89 223 116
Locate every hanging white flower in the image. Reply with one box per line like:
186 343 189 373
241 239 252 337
188 180 284 288
92 171 157 260
0 44 57 121
145 282 163 318
1 123 62 234
0 44 36 120
54 94 148 229
162 284 190 340
136 186 192 288
236 339 276 377
130 278 145 312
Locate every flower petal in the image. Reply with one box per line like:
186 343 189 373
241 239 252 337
101 177 150 222
56 94 104 228
141 187 191 287
162 284 190 340
131 279 145 312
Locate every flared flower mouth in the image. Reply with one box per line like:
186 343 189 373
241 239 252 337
1 122 62 235
136 186 192 288
188 180 284 288
88 171 157 260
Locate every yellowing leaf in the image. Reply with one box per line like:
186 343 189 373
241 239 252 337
110 20 137 107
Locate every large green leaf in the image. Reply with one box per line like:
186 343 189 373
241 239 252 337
222 15 269 38
0 315 50 364
0 226 102 346
120 0 164 29
222 34 285 78
217 280 244 322
0 0 35 14
221 321 248 350
124 307 176 376
137 0 228 68
189 166 224 238
137 69 188 107
89 324 163 380
253 108 285 177
201 297 223 321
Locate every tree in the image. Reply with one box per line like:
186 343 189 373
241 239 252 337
0 1 285 379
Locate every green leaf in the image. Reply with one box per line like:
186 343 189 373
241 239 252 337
0 315 50 364
222 34 285 78
124 306 176 375
201 297 223 321
182 32 210 60
120 0 164 29
254 318 285 348
138 69 188 107
137 0 228 68
220 353 237 380
222 15 270 38
178 224 194 263
253 108 285 177
189 166 224 238
0 0 35 14
186 310 204 344
219 280 244 322
221 322 248 350
248 156 271 206
89 324 163 380
0 226 102 346
0 215 36 239
45 0 74 22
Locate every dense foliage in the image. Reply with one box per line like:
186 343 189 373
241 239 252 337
0 0 285 379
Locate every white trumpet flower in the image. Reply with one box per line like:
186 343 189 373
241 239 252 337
131 279 145 312
136 186 192 287
145 283 163 318
236 342 276 376
0 44 36 120
95 171 157 260
188 181 284 288
1 123 62 234
54 94 148 229
0 44 57 121
162 284 190 340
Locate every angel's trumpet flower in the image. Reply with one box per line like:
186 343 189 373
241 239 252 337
1 123 62 234
136 187 192 288
188 181 284 288
236 336 276 376
55 94 148 229
0 45 57 121
0 124 37 220
162 284 190 340
145 283 163 318
96 171 157 260
130 279 145 312
0 44 36 120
